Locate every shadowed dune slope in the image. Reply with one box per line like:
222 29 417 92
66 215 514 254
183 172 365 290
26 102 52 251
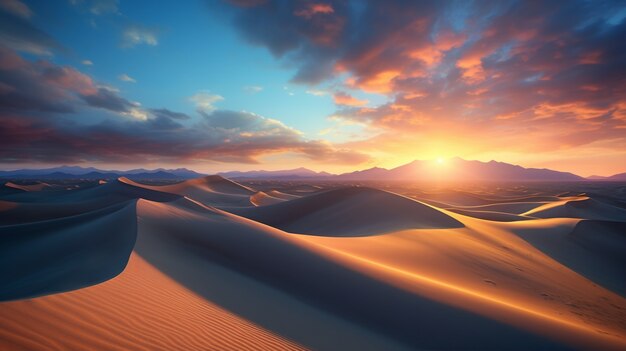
233 186 464 236
509 219 626 295
0 201 137 301
0 180 180 225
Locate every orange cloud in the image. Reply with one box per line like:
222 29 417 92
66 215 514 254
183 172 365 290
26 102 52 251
294 3 334 19
333 92 368 106
347 70 400 94
457 54 486 83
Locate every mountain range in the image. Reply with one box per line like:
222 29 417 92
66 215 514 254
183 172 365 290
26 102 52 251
586 172 626 181
335 158 585 182
0 166 204 180
219 167 332 179
1 159 624 182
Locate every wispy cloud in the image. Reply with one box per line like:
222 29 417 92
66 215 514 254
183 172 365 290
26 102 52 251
0 0 32 19
118 73 136 83
189 91 224 112
306 89 329 96
122 26 158 48
81 59 93 66
89 0 118 15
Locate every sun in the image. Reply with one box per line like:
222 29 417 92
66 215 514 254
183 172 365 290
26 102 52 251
436 157 445 165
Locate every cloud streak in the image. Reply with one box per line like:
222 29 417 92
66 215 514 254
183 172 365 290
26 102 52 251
122 26 159 48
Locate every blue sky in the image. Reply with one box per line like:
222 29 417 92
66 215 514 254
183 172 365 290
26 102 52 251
26 0 381 138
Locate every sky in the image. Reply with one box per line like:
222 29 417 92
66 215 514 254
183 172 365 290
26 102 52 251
0 0 625 176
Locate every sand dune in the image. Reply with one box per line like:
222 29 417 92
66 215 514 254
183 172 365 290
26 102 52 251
0 179 180 225
121 176 254 207
1 177 625 350
508 218 626 294
266 189 301 200
234 186 464 236
0 252 306 351
524 196 626 221
0 201 137 301
250 191 287 206
446 201 549 214
134 198 625 349
4 181 52 192
447 208 534 221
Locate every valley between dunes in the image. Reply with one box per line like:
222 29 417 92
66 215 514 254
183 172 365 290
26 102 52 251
0 176 625 350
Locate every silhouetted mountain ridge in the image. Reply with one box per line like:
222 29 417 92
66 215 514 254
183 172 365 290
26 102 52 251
0 167 204 180
2 159 620 181
336 158 585 181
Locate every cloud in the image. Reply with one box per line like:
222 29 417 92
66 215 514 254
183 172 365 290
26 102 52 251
122 26 158 48
0 46 150 121
80 87 137 113
89 0 119 15
0 46 369 165
0 46 95 113
149 108 190 120
69 0 119 15
0 107 369 165
306 89 329 96
0 18 369 167
189 91 224 112
0 0 32 19
294 3 334 19
0 5 65 55
333 91 368 106
81 59 93 66
118 73 136 83
244 85 263 93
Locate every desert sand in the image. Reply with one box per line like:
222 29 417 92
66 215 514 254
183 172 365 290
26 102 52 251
1 176 625 350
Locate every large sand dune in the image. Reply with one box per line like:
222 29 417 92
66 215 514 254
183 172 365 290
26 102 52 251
121 175 254 207
1 177 625 350
233 187 464 236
